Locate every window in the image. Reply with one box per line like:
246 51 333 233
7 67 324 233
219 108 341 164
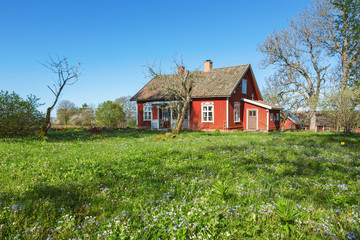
234 102 240 122
242 79 247 94
251 93 254 100
201 102 214 122
270 113 274 121
143 105 152 121
324 126 330 131
276 113 279 121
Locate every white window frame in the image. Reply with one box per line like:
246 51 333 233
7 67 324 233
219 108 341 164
270 113 274 121
201 102 214 123
276 113 279 121
143 105 152 121
234 102 240 123
242 79 247 94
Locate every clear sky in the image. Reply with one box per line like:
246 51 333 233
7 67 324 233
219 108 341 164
0 0 311 113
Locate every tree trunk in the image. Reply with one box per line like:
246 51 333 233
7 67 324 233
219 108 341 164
173 98 190 135
39 108 52 136
309 109 317 132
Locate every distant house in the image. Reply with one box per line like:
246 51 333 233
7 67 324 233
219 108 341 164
282 114 300 130
130 60 283 131
286 111 360 132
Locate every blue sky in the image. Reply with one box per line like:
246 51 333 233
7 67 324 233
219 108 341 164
0 0 311 113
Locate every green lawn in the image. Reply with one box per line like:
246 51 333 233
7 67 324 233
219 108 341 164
0 130 359 239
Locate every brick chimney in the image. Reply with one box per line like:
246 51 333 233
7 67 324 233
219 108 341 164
204 60 213 72
178 66 185 74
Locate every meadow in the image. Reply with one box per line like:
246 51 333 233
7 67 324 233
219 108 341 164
0 129 359 239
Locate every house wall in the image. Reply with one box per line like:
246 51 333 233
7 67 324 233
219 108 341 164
190 98 227 130
137 102 151 128
282 118 297 130
153 106 158 120
242 102 281 131
268 110 281 130
243 102 267 130
227 68 261 130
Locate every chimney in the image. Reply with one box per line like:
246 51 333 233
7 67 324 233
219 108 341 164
204 60 213 72
178 66 185 74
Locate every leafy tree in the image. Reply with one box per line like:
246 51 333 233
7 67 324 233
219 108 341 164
95 101 125 128
56 100 78 125
0 90 44 137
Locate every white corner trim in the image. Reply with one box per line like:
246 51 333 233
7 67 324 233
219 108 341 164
226 98 229 129
266 109 269 131
136 103 138 126
242 98 283 110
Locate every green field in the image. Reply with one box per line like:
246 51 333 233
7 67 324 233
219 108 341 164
0 130 359 239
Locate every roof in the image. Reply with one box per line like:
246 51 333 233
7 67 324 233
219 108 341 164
243 99 284 110
288 114 300 124
131 64 251 101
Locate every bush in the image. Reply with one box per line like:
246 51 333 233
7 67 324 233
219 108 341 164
95 101 125 128
0 90 44 137
89 126 103 134
51 126 89 131
127 119 137 128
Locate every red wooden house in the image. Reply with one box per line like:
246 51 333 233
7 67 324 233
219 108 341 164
130 60 283 131
281 115 300 130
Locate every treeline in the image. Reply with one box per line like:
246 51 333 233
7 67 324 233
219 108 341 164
0 90 136 137
54 97 136 128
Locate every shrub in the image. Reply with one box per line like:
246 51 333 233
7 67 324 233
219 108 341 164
127 119 137 128
0 90 44 137
51 126 89 131
95 101 125 128
89 126 103 134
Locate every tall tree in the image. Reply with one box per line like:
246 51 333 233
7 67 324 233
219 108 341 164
258 6 330 131
39 56 81 136
56 100 77 125
315 0 360 89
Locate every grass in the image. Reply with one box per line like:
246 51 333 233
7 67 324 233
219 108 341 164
0 129 359 239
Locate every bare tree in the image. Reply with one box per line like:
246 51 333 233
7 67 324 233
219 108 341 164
262 77 303 131
321 86 360 132
39 56 82 136
115 96 136 121
258 6 330 131
146 58 197 135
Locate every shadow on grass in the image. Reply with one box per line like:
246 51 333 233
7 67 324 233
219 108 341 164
36 128 166 143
